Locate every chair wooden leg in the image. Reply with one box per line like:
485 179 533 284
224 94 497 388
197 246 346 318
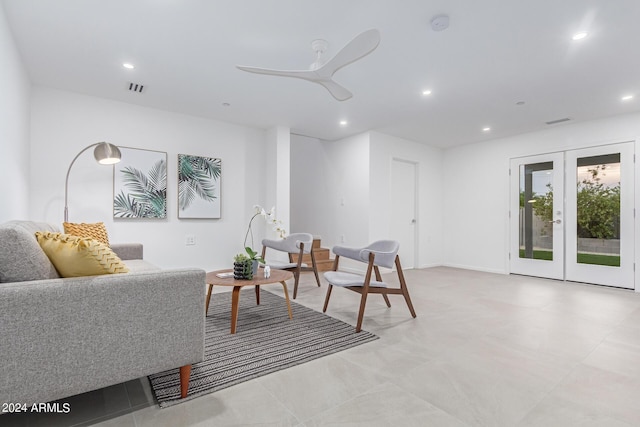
311 251 321 287
323 284 333 312
402 287 417 318
382 294 391 307
255 285 260 305
374 266 383 282
353 253 377 333
355 291 369 333
179 364 191 398
396 256 417 318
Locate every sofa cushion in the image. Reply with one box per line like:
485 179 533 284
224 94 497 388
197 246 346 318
110 243 143 261
63 221 110 246
0 220 60 283
124 259 161 272
35 232 129 277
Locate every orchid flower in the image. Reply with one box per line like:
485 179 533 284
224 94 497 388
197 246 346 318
243 204 287 249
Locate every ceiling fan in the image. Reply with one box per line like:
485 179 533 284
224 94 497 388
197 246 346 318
236 29 381 101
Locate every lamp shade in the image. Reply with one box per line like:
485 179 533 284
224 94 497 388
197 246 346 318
93 142 121 164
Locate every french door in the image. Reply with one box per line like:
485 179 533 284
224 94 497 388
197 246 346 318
510 152 565 280
510 142 634 289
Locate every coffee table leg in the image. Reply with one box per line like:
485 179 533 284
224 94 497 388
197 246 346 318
205 284 213 315
255 285 260 305
280 281 293 319
230 286 241 334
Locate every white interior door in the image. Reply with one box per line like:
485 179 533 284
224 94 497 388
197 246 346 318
391 159 417 269
510 153 565 280
565 143 634 289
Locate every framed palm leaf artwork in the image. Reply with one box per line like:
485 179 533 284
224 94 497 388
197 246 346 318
113 147 167 219
178 154 221 219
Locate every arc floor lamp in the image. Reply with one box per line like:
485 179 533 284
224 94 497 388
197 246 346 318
64 142 122 222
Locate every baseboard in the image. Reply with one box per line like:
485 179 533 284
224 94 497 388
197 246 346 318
416 263 442 269
335 263 507 275
441 263 507 275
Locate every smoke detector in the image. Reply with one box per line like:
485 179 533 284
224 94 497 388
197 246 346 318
430 14 450 31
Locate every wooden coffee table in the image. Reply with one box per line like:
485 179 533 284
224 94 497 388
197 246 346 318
205 267 293 334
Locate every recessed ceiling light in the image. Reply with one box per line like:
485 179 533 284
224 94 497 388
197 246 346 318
621 95 634 101
122 63 135 69
516 101 526 106
422 89 432 96
222 102 231 107
339 120 348 126
482 127 491 132
572 32 588 41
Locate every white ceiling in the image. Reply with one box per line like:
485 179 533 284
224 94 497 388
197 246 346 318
4 0 640 148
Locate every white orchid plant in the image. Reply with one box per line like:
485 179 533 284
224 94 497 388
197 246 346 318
243 205 286 260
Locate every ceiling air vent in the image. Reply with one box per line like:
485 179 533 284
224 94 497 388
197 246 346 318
545 117 571 125
128 82 145 94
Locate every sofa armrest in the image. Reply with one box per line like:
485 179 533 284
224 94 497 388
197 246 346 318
111 243 143 260
0 268 206 405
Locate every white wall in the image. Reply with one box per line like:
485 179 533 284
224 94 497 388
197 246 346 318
443 112 640 278
265 126 290 236
327 133 371 250
0 4 30 222
290 132 370 252
291 131 444 270
369 131 444 268
29 87 268 270
290 134 330 237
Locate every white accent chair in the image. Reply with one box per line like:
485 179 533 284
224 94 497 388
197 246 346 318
323 240 416 332
261 233 321 299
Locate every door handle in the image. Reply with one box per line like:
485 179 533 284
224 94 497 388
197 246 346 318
548 219 562 224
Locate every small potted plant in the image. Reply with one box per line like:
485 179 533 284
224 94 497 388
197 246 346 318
244 247 265 276
233 253 252 280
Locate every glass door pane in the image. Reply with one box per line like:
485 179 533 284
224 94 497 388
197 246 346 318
576 154 620 267
519 162 554 261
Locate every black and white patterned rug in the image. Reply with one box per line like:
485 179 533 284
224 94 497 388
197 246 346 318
149 290 378 407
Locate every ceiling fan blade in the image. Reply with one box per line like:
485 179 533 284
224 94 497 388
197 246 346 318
237 64 349 99
318 29 381 77
236 30 377 101
316 79 353 101
236 65 316 80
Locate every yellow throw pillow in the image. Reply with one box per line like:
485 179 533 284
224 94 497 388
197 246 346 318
35 232 129 277
63 222 110 246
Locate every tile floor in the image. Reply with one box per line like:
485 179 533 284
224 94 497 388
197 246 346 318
4 267 640 426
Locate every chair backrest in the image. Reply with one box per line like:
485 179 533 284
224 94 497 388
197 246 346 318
361 240 399 268
262 233 313 254
333 240 399 269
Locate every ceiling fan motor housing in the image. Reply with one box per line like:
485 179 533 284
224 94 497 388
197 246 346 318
310 39 329 69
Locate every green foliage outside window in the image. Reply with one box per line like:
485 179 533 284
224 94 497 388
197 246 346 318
522 165 620 239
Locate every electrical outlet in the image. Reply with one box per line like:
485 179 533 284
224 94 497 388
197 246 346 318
185 234 196 246
340 234 345 243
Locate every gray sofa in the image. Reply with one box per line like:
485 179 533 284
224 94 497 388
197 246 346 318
0 220 206 406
